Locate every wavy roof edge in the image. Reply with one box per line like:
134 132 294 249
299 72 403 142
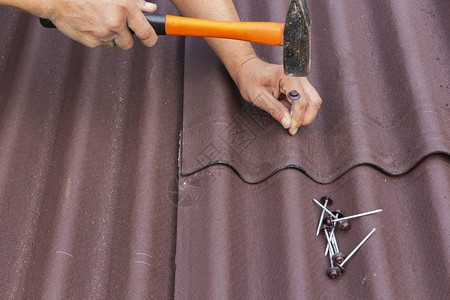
180 152 450 184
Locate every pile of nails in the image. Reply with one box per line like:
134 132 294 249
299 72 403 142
313 197 382 279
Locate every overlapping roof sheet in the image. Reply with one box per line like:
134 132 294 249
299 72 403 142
0 0 449 298
181 0 449 183
175 156 450 299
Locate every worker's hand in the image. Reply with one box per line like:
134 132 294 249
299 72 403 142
234 57 322 136
43 0 158 49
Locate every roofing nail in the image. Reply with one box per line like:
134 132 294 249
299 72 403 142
332 252 345 265
316 197 332 236
339 220 351 231
325 222 337 256
331 228 339 252
288 90 300 118
320 224 332 236
332 210 351 231
327 266 342 279
332 209 383 223
332 210 344 219
339 228 376 268
312 199 338 219
324 229 335 262
324 215 334 226
325 229 343 279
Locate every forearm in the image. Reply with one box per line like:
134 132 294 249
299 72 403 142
171 0 257 80
0 0 51 17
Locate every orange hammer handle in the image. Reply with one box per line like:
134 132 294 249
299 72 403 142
39 14 284 46
165 15 284 46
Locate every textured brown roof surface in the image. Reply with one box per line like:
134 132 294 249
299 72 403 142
175 156 450 299
0 0 449 299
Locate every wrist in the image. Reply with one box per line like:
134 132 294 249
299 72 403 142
232 55 261 90
228 53 258 82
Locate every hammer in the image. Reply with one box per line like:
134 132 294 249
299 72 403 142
40 0 311 112
40 0 310 75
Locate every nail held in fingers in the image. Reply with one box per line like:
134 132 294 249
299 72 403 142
288 90 300 119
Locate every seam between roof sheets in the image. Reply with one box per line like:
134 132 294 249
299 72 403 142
179 152 450 185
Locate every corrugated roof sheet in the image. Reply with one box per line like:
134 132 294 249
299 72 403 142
175 156 450 299
181 0 449 183
0 0 449 298
0 2 183 298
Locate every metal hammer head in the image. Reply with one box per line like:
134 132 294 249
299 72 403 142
283 0 311 77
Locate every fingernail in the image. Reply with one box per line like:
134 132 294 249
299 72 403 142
146 3 157 10
289 128 298 136
281 117 291 129
148 36 158 47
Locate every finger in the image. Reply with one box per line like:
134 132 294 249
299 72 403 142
280 99 291 111
137 1 158 13
80 35 102 48
279 80 307 136
101 39 116 49
289 94 307 135
301 90 322 126
127 6 158 47
293 78 322 126
113 25 135 50
251 91 292 129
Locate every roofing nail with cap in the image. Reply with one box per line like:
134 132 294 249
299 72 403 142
312 198 338 219
330 229 345 264
332 209 383 223
332 252 345 265
325 223 336 256
325 221 339 256
288 90 300 118
316 197 333 236
338 228 376 268
325 229 342 279
339 220 351 231
327 266 342 279
324 229 335 263
332 210 351 231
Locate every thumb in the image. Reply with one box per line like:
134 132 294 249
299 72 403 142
138 1 158 13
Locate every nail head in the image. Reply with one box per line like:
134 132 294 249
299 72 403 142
327 267 342 279
332 210 344 219
323 216 333 226
339 220 351 231
288 90 300 101
332 252 345 264
320 224 332 234
320 196 333 206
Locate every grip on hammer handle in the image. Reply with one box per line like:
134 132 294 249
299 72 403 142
39 14 167 35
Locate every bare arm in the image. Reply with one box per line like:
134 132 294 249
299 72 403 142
170 0 255 80
171 0 321 135
0 0 48 16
